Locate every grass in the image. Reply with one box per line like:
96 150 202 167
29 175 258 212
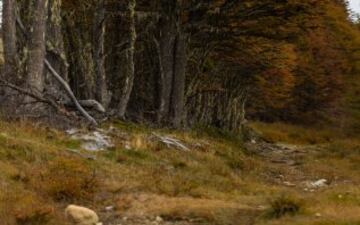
249 122 347 144
0 120 358 225
265 194 304 219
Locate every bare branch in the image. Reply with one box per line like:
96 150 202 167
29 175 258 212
16 15 98 126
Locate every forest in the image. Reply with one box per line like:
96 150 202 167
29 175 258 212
0 0 360 225
0 0 359 133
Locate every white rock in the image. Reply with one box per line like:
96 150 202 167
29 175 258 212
155 216 163 222
105 206 115 211
124 143 132 150
315 213 322 217
65 205 99 225
69 130 114 151
66 128 79 135
309 179 328 188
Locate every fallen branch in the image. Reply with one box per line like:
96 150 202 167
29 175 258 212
44 60 98 126
62 99 106 113
0 78 60 111
152 133 190 151
16 16 98 126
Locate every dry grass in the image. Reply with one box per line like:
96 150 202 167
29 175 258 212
0 120 358 225
115 193 262 225
0 120 99 225
249 122 343 144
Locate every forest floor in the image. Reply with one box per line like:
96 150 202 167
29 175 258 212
0 120 359 225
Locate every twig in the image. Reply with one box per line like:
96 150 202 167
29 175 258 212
0 78 60 110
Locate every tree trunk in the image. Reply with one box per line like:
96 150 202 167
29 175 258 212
170 33 186 128
93 0 108 105
27 0 48 92
2 0 18 80
45 0 69 99
117 0 137 118
157 16 176 124
155 0 187 127
63 13 95 100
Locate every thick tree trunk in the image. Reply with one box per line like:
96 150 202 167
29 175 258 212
155 0 187 127
157 16 176 123
2 0 18 80
93 0 108 105
27 0 48 92
170 33 186 128
63 13 95 100
46 0 69 99
117 0 137 118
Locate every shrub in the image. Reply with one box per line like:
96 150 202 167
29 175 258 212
38 157 98 201
0 189 54 225
15 207 53 225
266 194 303 219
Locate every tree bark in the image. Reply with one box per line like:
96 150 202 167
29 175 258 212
117 0 137 118
27 0 48 92
170 33 186 128
2 0 18 80
157 15 176 123
155 0 187 127
93 0 108 105
45 0 69 101
63 13 95 100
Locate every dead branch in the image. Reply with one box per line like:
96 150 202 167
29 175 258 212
0 78 60 110
62 99 106 113
16 15 98 126
152 133 190 151
44 60 98 126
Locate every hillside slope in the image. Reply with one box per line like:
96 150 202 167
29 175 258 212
0 121 359 225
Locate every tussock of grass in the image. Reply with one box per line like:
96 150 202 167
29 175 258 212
265 194 303 219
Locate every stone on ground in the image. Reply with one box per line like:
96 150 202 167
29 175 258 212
65 205 100 225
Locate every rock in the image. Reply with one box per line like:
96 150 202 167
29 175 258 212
67 129 115 151
124 143 132 150
315 213 322 217
105 206 115 211
65 205 99 225
66 128 79 135
307 179 328 188
155 216 163 222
